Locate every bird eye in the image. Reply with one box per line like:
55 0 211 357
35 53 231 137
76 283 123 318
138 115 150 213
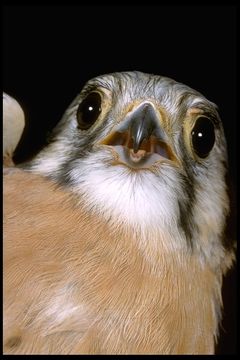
77 92 102 130
191 116 215 158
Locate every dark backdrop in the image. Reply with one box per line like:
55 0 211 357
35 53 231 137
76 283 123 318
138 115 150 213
3 5 237 354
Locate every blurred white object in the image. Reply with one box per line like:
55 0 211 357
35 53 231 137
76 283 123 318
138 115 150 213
3 93 25 166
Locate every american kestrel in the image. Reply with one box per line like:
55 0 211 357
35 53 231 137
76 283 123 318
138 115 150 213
3 71 235 354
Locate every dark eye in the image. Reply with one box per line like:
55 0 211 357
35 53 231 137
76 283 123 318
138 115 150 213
77 92 102 130
191 117 215 158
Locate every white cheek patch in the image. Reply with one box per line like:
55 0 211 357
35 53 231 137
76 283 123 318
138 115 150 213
30 142 68 175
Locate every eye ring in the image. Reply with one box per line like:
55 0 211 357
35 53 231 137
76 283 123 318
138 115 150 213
191 116 215 158
77 92 102 130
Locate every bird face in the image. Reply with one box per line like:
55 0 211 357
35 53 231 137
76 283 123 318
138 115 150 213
30 71 230 266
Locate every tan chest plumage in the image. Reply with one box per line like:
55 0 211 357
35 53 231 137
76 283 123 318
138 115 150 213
3 168 220 354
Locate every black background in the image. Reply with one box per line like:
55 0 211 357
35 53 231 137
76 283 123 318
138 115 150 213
3 5 237 354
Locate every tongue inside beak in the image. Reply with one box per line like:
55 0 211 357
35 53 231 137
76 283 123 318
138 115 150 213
101 131 175 168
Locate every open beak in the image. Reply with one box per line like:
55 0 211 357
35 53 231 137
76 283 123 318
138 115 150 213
99 102 178 169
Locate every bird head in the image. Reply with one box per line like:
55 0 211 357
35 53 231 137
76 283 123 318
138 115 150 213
29 71 233 268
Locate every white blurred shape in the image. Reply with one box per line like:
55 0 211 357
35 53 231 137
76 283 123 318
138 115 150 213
3 93 25 166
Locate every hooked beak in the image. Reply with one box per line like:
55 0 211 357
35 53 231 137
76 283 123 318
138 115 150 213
99 102 178 169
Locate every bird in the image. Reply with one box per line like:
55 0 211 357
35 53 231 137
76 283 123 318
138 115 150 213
3 71 236 354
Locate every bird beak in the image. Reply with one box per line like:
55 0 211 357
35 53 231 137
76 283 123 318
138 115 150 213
99 102 179 168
